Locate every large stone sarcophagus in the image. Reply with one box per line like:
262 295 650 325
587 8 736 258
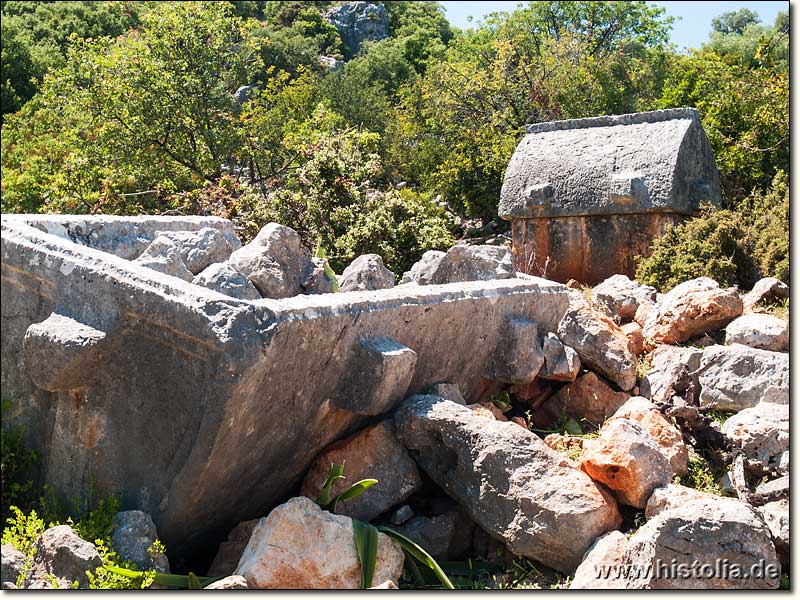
500 108 721 284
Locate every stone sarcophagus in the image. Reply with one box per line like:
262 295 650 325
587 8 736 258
1 214 572 561
500 108 721 284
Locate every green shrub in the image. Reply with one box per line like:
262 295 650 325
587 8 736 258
635 206 756 291
1 400 38 521
739 170 789 284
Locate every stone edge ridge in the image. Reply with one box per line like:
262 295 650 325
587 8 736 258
524 107 699 135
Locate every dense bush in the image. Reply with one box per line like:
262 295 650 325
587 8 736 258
1 400 38 522
635 171 788 291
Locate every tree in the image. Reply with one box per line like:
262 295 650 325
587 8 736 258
711 8 760 35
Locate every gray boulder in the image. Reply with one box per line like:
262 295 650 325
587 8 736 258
132 235 194 281
299 420 422 522
759 499 788 567
153 227 239 275
339 254 395 292
743 277 789 311
399 250 445 284
405 245 514 286
1 544 26 586
395 510 474 561
623 496 780 589
111 511 169 573
228 223 314 298
394 395 622 573
540 333 581 382
698 344 789 410
725 313 788 351
639 345 702 404
324 1 389 57
590 275 656 322
557 303 637 390
25 525 102 589
192 262 261 300
301 258 336 294
722 402 788 473
569 531 628 589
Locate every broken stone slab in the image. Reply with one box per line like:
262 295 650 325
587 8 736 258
743 277 789 311
557 303 637 390
1 214 239 261
569 531 628 589
300 420 422 522
22 313 108 392
722 402 788 473
540 333 581 382
609 397 688 476
638 345 702 404
623 495 780 589
153 227 238 275
580 418 672 508
111 511 170 573
698 344 789 410
590 275 657 322
234 497 404 589
227 223 315 298
25 525 102 589
394 395 622 573
192 262 261 300
133 236 195 282
1 215 573 560
339 254 395 292
487 316 544 384
1 544 25 586
204 575 249 589
643 277 742 344
405 245 514 285
550 371 630 425
755 474 789 502
725 313 788 352
758 499 788 568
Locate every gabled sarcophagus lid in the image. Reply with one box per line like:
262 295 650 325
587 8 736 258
500 108 721 220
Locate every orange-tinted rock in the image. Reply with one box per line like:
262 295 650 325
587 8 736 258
620 322 645 356
551 371 630 425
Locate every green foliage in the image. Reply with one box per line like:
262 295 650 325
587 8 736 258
738 170 789 285
711 8 760 35
314 463 377 513
1 400 38 522
377 526 455 589
676 450 724 496
353 518 379 588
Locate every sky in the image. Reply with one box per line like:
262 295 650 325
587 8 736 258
441 1 789 50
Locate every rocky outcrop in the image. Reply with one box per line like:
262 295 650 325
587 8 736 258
557 303 637 390
643 277 742 344
394 395 621 573
721 402 788 473
111 511 169 573
235 497 404 589
300 420 422 522
725 313 788 351
25 525 102 589
192 262 261 300
324 1 389 58
590 274 657 322
580 418 672 508
698 345 789 410
339 254 395 292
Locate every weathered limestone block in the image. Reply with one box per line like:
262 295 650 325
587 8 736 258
152 227 237 275
192 262 261 300
1 544 25 586
540 333 581 381
25 525 102 589
623 497 780 589
759 499 788 567
235 497 404 589
133 236 195 282
557 304 637 390
407 245 514 285
580 418 672 508
698 344 789 410
743 277 789 311
725 313 788 351
399 250 445 284
111 511 169 573
339 254 395 292
488 316 544 384
550 371 630 425
23 313 107 392
643 277 742 344
620 322 645 356
324 1 389 58
301 258 336 295
591 274 657 322
394 510 474 561
722 403 788 473
300 420 422 522
639 345 702 404
501 109 720 283
644 484 719 519
394 395 622 573
569 531 628 589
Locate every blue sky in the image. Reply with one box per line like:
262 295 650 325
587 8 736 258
441 1 789 50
